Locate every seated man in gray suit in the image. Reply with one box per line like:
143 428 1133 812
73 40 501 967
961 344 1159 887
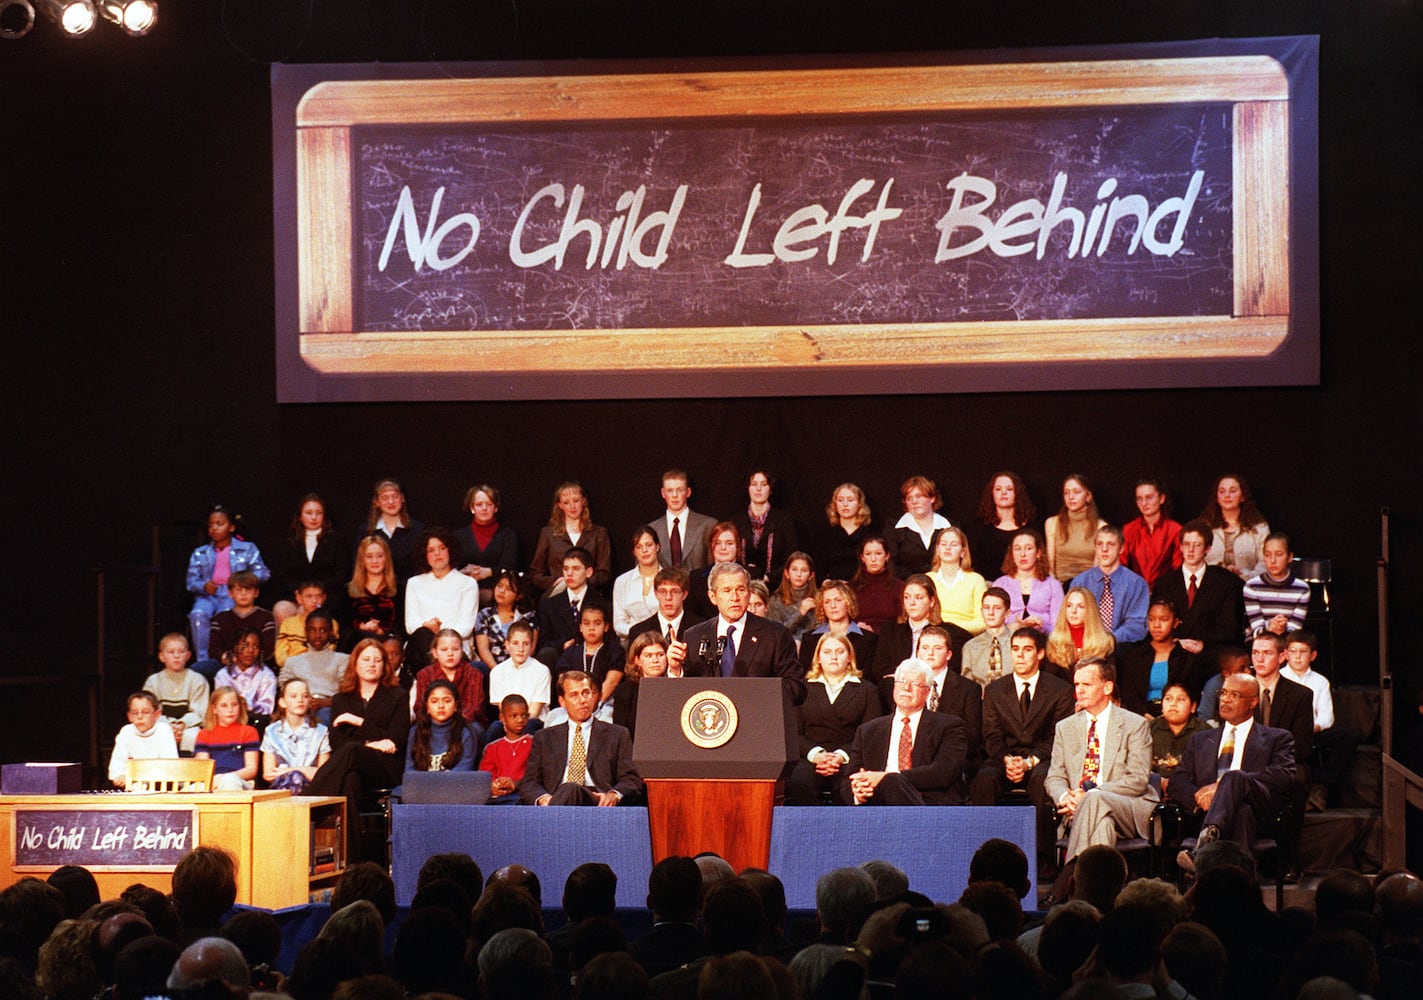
839 659 968 806
1045 656 1157 893
520 670 643 806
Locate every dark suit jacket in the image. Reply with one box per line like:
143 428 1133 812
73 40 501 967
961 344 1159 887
327 685 410 786
935 670 984 763
981 670 1074 762
818 522 877 583
840 709 968 804
1153 566 1245 648
681 613 806 704
628 922 707 979
1256 675 1314 768
796 679 882 757
537 591 613 658
1167 722 1296 816
519 719 643 803
628 610 707 644
650 511 717 570
1117 643 1198 713
888 525 944 581
273 534 351 611
869 622 919 685
876 668 983 758
686 566 719 619
527 525 614 594
453 523 519 576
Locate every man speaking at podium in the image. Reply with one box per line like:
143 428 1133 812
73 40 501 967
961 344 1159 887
681 562 806 704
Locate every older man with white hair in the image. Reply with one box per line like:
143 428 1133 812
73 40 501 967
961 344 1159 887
839 658 968 805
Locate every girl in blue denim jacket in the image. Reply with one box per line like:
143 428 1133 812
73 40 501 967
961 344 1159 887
187 505 270 660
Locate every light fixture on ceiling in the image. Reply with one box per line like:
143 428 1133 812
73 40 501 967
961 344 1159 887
0 0 36 39
37 0 96 37
98 0 155 37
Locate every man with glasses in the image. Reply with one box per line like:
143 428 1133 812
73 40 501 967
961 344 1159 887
628 568 707 676
839 659 968 805
1169 672 1297 872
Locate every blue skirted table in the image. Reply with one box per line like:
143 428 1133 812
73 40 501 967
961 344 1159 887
391 804 1037 907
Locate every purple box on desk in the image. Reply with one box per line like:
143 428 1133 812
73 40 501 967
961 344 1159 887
2 763 83 795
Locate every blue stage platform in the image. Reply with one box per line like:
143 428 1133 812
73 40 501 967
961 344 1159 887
391 804 1037 908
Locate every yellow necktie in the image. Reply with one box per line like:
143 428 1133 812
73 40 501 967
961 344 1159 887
568 723 587 786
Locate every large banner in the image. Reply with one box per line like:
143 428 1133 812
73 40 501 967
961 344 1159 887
272 37 1317 402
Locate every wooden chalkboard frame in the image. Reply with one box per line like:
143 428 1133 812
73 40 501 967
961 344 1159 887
293 58 1290 375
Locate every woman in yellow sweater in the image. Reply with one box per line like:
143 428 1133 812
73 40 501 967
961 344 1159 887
927 526 986 651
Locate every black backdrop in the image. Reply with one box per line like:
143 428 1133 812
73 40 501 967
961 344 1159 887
0 1 1417 767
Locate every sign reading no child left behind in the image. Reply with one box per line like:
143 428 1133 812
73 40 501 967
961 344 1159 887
14 807 196 871
271 36 1318 401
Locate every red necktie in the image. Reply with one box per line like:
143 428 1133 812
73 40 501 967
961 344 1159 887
1099 575 1114 629
897 717 913 770
1187 573 1198 608
670 517 683 566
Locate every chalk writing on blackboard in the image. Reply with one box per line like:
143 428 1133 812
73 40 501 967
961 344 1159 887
14 808 195 870
355 108 1233 333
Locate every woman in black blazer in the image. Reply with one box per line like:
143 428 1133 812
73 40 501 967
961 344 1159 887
785 634 883 805
1117 598 1198 716
309 638 409 860
453 483 520 605
272 493 350 613
731 469 800 591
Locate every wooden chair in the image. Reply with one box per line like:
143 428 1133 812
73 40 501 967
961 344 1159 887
126 757 215 793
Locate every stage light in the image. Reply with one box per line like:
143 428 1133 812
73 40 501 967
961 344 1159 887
38 0 95 36
98 0 154 36
0 0 36 39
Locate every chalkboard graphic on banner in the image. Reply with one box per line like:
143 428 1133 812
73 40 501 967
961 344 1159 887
354 110 1231 332
14 808 196 871
278 47 1309 399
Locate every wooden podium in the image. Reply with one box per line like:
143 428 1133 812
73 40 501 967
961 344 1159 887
634 678 795 873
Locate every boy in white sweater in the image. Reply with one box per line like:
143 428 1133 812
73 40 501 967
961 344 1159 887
108 691 179 787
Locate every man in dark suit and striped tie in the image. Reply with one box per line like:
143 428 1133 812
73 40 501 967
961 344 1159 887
1170 672 1296 871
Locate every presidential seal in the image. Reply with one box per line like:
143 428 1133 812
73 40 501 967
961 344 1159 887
681 690 738 749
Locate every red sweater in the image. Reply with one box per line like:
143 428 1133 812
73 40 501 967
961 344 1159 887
480 735 533 784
